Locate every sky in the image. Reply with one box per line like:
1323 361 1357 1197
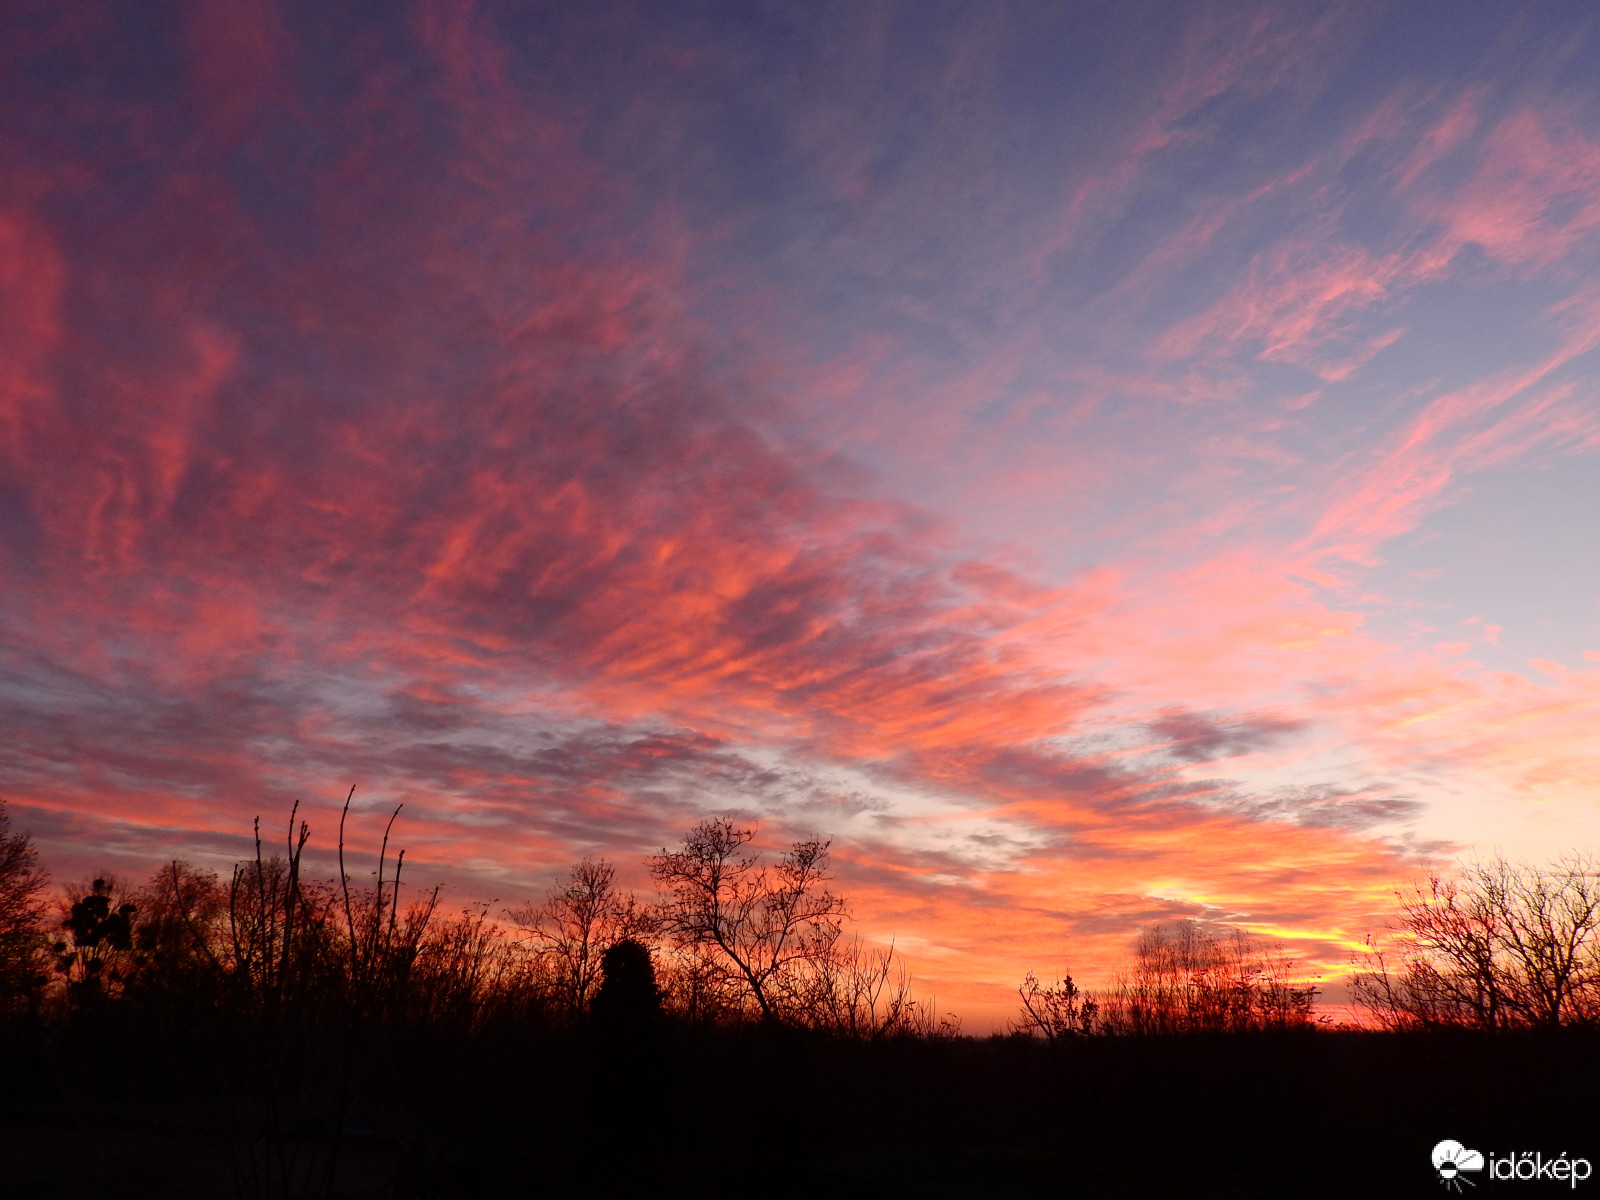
3 0 1600 1028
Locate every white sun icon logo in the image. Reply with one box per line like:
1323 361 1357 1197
1432 1140 1485 1191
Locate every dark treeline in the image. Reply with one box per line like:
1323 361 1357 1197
0 797 1596 1198
1013 851 1600 1041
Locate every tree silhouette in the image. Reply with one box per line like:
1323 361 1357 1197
0 801 49 1016
801 936 951 1038
1013 971 1097 1042
56 878 138 1003
1354 854 1600 1029
1017 921 1315 1037
650 819 845 1025
124 860 229 1005
509 858 652 1017
1097 921 1315 1034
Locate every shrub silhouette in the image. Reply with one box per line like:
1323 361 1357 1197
1014 919 1316 1037
1013 971 1097 1042
1099 920 1316 1034
590 937 661 1034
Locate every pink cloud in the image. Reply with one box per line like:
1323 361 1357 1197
1415 107 1600 269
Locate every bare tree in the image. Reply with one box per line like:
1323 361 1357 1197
801 937 942 1039
650 819 845 1025
1013 971 1097 1042
1354 854 1600 1030
0 801 49 1016
411 902 515 1030
336 793 440 1022
139 862 227 955
509 858 653 1017
656 941 744 1026
227 803 329 1014
1251 939 1320 1030
1066 920 1315 1035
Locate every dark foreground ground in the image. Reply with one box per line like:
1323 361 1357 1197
2 1021 1595 1199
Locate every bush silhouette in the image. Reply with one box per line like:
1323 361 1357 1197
590 938 661 1035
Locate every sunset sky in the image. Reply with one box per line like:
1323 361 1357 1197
4 1 1600 1027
